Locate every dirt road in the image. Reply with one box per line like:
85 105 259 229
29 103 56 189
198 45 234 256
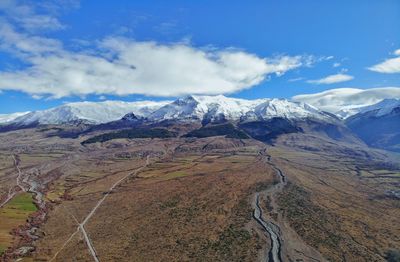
51 156 150 262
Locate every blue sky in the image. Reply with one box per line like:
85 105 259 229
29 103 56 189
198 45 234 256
0 0 399 113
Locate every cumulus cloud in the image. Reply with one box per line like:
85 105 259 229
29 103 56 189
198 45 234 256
307 73 354 84
368 49 400 73
293 87 400 113
0 0 325 98
0 27 315 97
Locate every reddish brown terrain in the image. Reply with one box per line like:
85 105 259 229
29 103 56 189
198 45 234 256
0 127 399 262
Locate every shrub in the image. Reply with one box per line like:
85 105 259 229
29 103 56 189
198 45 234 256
82 128 176 144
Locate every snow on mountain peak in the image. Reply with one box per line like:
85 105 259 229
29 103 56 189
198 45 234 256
150 95 330 122
338 98 400 119
360 98 400 116
3 95 333 127
254 99 325 120
0 112 30 124
11 100 170 125
150 95 263 121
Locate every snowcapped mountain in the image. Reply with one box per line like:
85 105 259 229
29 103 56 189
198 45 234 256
253 99 331 120
355 98 400 117
346 99 400 152
11 100 170 125
0 112 30 124
1 95 361 145
143 95 359 144
335 107 366 119
149 95 261 121
149 95 333 122
336 98 400 119
2 95 338 130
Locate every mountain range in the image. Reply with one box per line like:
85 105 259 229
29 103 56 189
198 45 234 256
1 95 334 125
1 95 399 152
3 100 171 126
0 111 31 124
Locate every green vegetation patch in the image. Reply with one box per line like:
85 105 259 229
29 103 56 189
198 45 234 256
7 193 37 212
82 128 177 145
0 244 6 256
184 123 250 139
0 193 37 254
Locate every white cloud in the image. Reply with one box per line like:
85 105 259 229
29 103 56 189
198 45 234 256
293 87 400 113
333 62 341 67
17 15 65 31
31 94 43 99
307 73 354 84
0 0 327 98
0 0 66 31
0 23 62 55
368 49 400 73
0 30 314 98
299 55 333 68
288 77 304 82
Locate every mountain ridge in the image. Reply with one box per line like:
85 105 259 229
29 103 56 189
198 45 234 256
346 98 400 152
3 100 170 126
0 96 398 152
0 95 336 126
336 98 400 119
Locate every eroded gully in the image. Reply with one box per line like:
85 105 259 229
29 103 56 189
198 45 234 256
253 152 287 262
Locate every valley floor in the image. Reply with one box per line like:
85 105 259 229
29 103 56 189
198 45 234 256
0 129 398 261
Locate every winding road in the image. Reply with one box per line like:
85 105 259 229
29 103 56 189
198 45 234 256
253 153 287 262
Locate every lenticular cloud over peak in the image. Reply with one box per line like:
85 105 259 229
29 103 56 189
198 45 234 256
292 87 400 113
